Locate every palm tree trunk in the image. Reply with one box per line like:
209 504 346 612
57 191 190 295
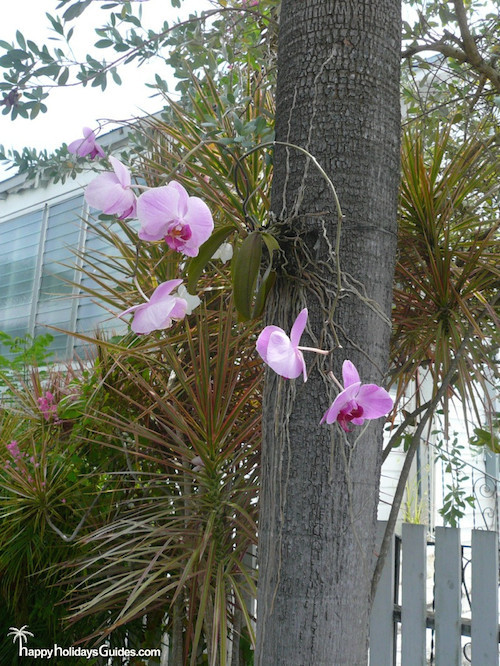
256 1 401 663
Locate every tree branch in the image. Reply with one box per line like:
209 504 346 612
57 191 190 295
381 400 431 464
402 5 500 93
453 0 481 65
402 41 469 65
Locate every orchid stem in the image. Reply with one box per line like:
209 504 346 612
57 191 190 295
327 371 344 391
133 276 150 301
297 346 330 355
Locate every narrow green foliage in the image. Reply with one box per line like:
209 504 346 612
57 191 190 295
391 124 499 420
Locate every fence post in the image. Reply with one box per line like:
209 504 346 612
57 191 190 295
471 529 499 665
434 526 461 665
369 521 395 665
401 523 427 666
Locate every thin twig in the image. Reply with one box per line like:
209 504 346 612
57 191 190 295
44 486 107 543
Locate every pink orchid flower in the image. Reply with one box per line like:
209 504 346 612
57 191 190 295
85 156 137 219
68 127 105 159
256 308 328 381
320 360 393 431
118 279 188 334
137 181 214 257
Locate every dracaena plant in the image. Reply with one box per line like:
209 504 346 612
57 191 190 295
62 295 262 665
391 123 500 422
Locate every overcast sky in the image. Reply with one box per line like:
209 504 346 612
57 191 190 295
0 0 212 178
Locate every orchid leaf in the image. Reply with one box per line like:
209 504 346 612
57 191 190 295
232 231 262 321
252 263 276 319
186 225 235 295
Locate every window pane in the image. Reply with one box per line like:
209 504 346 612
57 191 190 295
0 209 42 339
34 196 84 359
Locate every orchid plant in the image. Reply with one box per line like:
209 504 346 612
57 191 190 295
83 152 392 433
83 153 216 331
256 310 392 431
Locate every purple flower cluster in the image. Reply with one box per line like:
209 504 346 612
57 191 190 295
4 440 38 484
38 391 60 423
6 440 22 462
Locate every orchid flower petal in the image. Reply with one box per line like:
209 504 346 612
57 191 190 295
109 156 131 188
181 196 214 256
355 384 394 419
256 326 282 363
168 180 189 215
85 174 125 212
118 302 142 317
130 302 174 334
264 330 306 379
137 184 183 241
148 279 183 303
342 360 360 388
290 308 308 348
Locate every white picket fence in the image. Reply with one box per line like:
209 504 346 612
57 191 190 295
369 522 500 665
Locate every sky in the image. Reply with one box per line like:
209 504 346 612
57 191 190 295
0 0 212 178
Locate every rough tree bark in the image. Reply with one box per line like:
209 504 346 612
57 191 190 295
256 1 401 664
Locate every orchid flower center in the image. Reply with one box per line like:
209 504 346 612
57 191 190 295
165 220 192 250
337 401 364 432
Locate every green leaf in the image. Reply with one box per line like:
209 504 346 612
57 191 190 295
30 103 41 119
0 49 30 67
111 68 122 85
186 225 235 295
252 264 276 319
46 13 64 35
232 231 262 320
16 31 26 50
62 0 92 21
58 68 69 85
35 64 61 78
261 231 280 255
95 39 114 49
